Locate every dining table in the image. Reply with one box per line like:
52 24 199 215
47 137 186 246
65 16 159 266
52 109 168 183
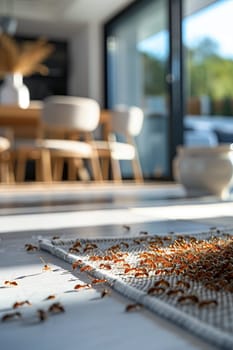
0 102 111 140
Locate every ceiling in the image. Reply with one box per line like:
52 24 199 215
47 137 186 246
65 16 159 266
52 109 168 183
0 0 134 37
0 0 134 23
0 0 216 38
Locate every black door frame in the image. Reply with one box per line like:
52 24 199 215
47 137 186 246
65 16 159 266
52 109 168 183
168 0 183 175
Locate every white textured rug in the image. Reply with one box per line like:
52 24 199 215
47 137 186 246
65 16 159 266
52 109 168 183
39 230 233 350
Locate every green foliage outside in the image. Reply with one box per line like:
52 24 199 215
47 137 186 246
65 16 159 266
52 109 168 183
142 53 166 95
142 37 233 116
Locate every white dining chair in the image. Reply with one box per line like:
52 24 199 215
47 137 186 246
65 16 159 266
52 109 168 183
0 135 14 183
95 106 144 182
16 96 103 182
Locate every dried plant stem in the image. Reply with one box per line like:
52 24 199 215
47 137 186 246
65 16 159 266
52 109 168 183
0 34 54 77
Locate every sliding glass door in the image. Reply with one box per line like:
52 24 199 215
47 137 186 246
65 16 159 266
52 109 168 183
105 0 233 179
182 0 233 151
104 0 182 180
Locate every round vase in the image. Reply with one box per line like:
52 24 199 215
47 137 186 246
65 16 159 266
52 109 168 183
173 144 233 199
0 73 30 109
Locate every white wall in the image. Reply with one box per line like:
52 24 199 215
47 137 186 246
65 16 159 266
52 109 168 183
87 22 103 107
69 24 90 99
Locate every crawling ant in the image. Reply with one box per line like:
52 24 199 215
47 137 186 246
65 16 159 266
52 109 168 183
37 309 47 322
166 289 184 296
154 279 170 289
125 303 142 312
2 311 22 322
99 263 111 270
72 240 82 248
123 263 131 269
40 257 51 271
44 295 56 301
113 258 125 263
80 265 93 272
74 283 91 290
124 267 136 274
133 239 141 245
72 260 83 270
13 300 31 308
91 279 107 285
177 295 199 305
147 287 165 295
162 236 172 241
83 243 98 253
25 244 38 251
135 271 149 278
108 244 120 252
4 280 18 287
89 255 102 261
69 247 80 253
103 255 112 261
176 280 190 289
120 242 129 248
52 236 60 240
48 302 65 314
198 300 218 308
101 289 111 298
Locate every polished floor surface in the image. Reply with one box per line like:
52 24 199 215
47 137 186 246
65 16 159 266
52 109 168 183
0 182 232 350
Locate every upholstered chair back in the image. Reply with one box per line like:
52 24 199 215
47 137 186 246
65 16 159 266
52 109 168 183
42 96 100 132
110 106 144 137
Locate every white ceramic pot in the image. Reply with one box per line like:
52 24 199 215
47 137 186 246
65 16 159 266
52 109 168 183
173 144 233 199
0 73 30 109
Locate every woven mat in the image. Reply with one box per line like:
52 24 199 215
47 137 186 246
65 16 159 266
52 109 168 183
39 230 233 350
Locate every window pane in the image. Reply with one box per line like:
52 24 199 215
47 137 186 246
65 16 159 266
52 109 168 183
106 0 170 179
183 0 233 146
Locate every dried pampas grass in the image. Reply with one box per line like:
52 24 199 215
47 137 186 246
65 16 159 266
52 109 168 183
0 34 54 77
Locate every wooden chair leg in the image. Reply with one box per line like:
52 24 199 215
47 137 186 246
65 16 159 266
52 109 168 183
126 135 143 183
40 149 52 182
35 158 42 182
75 159 90 181
110 157 122 183
101 157 110 180
8 154 15 184
0 162 7 183
84 133 103 182
90 155 103 182
16 151 27 182
53 158 64 181
67 159 77 181
0 152 15 183
131 156 143 183
0 166 4 183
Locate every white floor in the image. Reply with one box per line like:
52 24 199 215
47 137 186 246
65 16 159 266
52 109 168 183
0 183 232 350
